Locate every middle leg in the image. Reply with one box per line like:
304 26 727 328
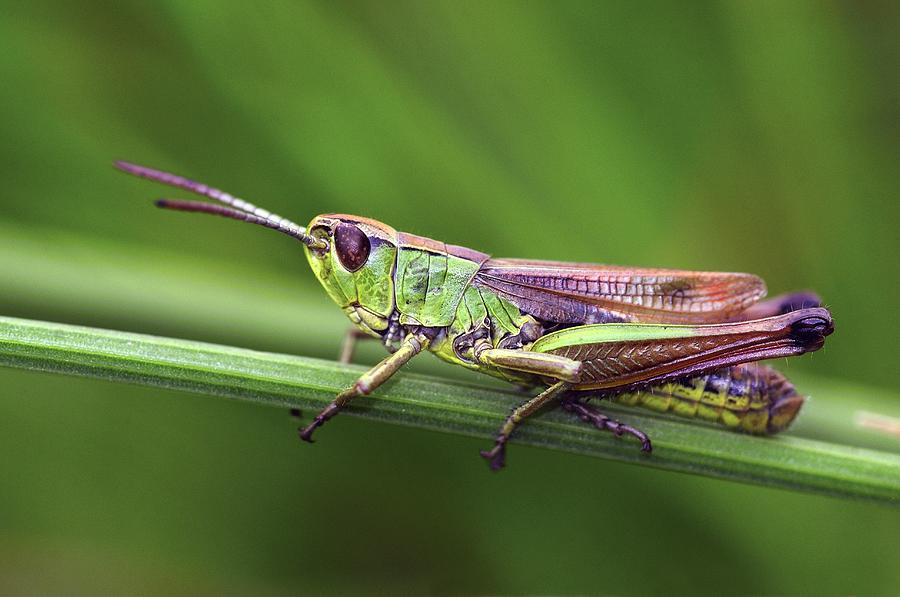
480 381 571 471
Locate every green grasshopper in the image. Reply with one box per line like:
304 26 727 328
116 161 834 469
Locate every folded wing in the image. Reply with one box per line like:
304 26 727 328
474 258 766 324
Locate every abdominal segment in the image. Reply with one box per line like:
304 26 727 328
607 364 804 434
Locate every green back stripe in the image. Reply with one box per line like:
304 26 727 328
531 323 702 353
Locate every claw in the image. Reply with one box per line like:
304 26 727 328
298 427 315 443
291 408 319 442
298 418 325 443
479 435 508 471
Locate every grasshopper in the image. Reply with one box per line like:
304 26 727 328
116 161 834 469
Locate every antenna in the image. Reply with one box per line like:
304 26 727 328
114 161 327 250
154 199 326 247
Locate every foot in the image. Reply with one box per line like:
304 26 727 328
291 408 320 442
479 434 509 471
297 402 343 443
562 400 652 453
297 421 319 443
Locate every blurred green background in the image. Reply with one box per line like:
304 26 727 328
1 1 899 595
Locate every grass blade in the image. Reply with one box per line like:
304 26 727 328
0 315 897 505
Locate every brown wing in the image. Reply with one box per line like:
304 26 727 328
473 258 766 324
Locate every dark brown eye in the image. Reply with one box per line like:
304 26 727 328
334 222 370 272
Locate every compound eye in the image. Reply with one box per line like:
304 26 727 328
334 222 370 272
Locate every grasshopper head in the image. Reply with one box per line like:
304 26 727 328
113 162 401 338
304 214 399 336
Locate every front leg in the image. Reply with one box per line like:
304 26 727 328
288 327 372 421
299 333 429 442
338 327 373 364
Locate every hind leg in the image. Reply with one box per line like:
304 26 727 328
561 396 652 453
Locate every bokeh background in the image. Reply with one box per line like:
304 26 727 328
1 1 899 594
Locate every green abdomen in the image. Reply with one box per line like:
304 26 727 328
610 364 803 435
